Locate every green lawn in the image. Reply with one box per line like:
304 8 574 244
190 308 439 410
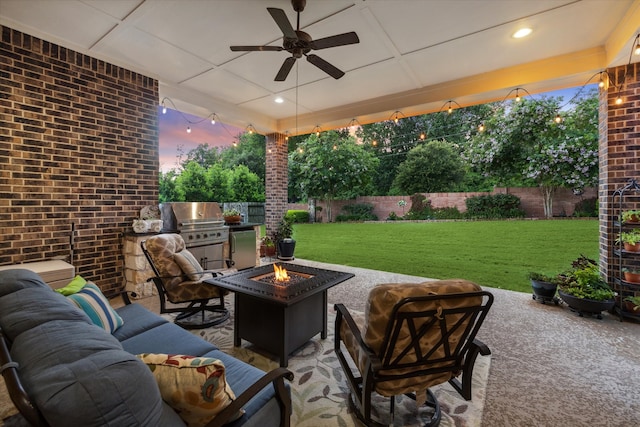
290 219 599 293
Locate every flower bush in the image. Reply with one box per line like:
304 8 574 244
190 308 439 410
556 255 615 301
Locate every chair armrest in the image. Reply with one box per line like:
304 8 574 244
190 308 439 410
334 304 381 371
204 367 294 427
0 330 48 427
105 289 132 305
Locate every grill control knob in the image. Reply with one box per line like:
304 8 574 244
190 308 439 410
187 235 193 240
203 233 208 238
196 234 201 239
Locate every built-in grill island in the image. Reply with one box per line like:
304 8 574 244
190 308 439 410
160 202 230 270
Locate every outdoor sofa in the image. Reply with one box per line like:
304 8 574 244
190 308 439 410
0 268 292 427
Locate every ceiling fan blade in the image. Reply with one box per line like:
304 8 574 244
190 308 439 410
275 57 297 81
230 45 283 52
311 32 360 50
306 54 345 79
267 7 297 40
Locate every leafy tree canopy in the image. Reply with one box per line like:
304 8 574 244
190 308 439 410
392 140 465 194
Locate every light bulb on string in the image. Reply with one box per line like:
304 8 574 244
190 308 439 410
554 114 563 124
420 132 426 140
186 126 191 133
478 123 485 132
515 89 521 102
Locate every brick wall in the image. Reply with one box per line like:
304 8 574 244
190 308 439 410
0 26 159 292
295 186 597 221
601 62 640 281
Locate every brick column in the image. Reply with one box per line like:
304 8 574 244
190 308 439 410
600 62 640 281
265 133 288 237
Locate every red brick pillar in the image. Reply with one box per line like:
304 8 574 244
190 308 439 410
600 62 640 280
265 133 288 237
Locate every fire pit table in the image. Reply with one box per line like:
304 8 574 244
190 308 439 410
206 263 353 367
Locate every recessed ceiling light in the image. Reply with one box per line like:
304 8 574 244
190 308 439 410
512 28 532 39
275 97 284 104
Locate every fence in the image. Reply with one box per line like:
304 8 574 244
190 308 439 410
288 187 598 222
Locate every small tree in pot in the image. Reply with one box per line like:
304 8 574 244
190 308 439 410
274 216 295 260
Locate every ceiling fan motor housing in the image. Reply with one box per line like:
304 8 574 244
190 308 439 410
284 31 313 57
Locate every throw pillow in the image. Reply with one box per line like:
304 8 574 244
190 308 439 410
67 283 124 333
136 353 243 426
55 275 87 296
174 249 206 281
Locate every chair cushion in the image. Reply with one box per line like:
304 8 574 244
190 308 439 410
145 234 223 303
67 282 124 333
174 249 210 281
137 353 242 426
345 279 483 396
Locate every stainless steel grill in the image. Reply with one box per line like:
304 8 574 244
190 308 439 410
160 202 229 269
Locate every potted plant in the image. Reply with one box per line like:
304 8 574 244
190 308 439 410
223 208 242 225
556 255 615 318
621 209 640 223
528 272 559 304
274 216 295 260
260 236 276 257
622 296 640 314
616 229 640 252
622 267 640 283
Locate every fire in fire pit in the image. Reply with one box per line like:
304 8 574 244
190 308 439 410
252 264 313 286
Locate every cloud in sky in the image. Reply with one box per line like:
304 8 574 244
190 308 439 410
159 107 243 172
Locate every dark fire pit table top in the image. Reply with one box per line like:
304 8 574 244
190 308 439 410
205 262 354 306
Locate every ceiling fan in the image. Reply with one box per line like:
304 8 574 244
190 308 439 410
230 0 359 81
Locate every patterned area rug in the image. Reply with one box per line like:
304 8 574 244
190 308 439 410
192 303 490 427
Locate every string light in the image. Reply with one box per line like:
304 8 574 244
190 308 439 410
554 113 563 124
245 124 257 134
312 125 322 136
478 123 485 132
420 132 426 140
159 97 226 135
439 100 462 114
389 111 405 124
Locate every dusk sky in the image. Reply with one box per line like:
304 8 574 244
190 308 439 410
158 106 243 172
157 86 591 172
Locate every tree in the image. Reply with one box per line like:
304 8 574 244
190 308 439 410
392 140 465 193
229 164 265 202
184 143 221 168
159 169 184 202
206 163 234 203
289 131 379 221
176 161 212 201
463 92 599 217
220 132 266 181
357 104 494 195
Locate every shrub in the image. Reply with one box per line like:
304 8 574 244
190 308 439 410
430 207 463 219
386 211 400 221
286 210 310 223
573 197 598 217
465 194 525 219
336 203 378 222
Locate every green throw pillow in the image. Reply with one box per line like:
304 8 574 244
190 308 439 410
55 275 87 296
67 283 124 333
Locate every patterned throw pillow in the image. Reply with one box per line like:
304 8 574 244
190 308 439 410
136 353 243 426
67 283 124 333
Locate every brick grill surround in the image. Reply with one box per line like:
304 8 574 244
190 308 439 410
0 26 159 293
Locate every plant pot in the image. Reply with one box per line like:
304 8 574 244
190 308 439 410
224 215 242 225
530 279 558 304
259 244 266 257
558 290 615 319
265 246 276 257
623 271 640 283
621 300 640 314
277 238 296 260
623 242 640 252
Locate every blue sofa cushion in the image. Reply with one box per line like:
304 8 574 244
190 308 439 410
112 302 168 341
0 269 169 426
120 322 218 356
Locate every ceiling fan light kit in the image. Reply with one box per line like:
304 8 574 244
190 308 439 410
230 0 359 81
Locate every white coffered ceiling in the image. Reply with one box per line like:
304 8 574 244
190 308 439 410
1 0 639 135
